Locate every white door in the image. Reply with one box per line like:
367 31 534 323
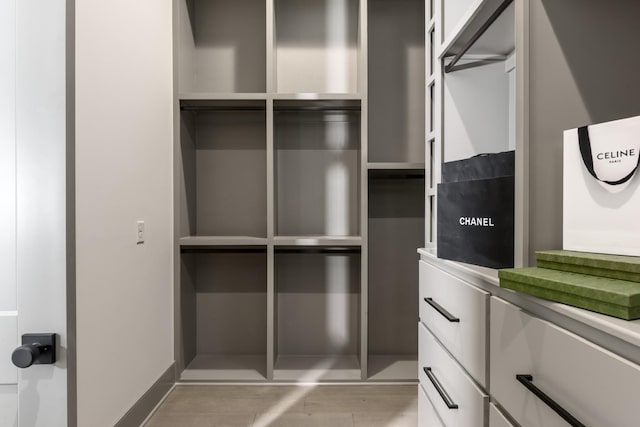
1 0 69 425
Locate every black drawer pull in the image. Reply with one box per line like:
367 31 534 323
424 298 460 322
516 374 586 427
424 367 459 409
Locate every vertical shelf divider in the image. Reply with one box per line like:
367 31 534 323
265 0 276 380
359 0 369 381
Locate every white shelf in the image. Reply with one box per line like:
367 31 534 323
273 355 361 381
180 236 268 247
439 0 514 60
368 162 425 170
274 236 362 247
181 355 267 381
367 355 418 381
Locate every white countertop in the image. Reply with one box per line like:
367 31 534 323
418 248 640 351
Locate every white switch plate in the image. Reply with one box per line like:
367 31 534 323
136 220 144 244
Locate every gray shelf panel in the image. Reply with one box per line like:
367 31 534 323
273 355 361 381
180 236 268 247
367 355 418 381
180 93 268 101
181 355 267 381
180 98 266 111
367 162 425 170
273 93 362 101
274 236 362 247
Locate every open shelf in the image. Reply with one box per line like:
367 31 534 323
275 0 360 94
180 249 267 381
177 0 266 93
179 99 267 237
368 0 425 163
275 100 361 237
443 52 514 162
367 173 424 380
275 250 361 381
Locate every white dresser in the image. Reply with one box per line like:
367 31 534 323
418 249 640 427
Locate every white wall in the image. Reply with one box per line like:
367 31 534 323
75 0 174 425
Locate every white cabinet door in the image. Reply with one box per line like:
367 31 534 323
419 322 487 427
418 384 445 427
419 261 489 386
491 297 640 427
489 403 514 427
0 0 68 424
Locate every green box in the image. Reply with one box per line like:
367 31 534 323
536 250 640 283
499 267 640 320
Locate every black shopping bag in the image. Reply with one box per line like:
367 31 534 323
437 152 515 269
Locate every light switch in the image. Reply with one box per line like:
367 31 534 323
136 220 144 244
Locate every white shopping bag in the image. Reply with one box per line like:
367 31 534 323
563 115 640 256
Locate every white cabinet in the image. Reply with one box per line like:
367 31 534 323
419 260 489 386
489 403 514 427
418 384 445 427
419 322 488 427
491 296 640 427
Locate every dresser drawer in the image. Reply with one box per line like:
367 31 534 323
489 403 514 427
491 297 640 427
419 383 445 427
419 322 488 427
419 261 489 386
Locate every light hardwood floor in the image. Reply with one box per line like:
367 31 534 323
145 385 418 427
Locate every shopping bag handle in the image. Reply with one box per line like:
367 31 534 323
578 126 640 185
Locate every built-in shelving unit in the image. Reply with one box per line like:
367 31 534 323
174 0 425 382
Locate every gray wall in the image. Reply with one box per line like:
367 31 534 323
75 0 174 425
527 0 640 264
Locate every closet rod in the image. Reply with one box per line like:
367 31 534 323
444 0 513 73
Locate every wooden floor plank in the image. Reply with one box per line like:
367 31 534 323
145 385 418 427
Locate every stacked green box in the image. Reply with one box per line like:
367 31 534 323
498 251 640 320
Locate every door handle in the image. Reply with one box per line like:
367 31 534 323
11 333 56 368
